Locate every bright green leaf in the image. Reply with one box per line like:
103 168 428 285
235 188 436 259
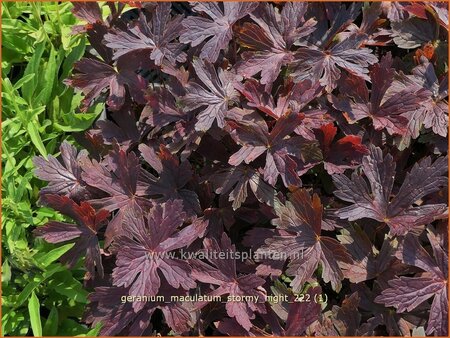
13 73 35 90
35 46 58 105
77 322 102 337
15 281 41 309
22 41 45 103
26 122 47 157
28 291 42 337
43 306 58 336
54 111 102 132
35 243 74 267
2 260 12 285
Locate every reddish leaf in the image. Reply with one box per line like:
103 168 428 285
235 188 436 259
111 200 205 311
235 2 316 86
291 33 378 92
65 57 147 111
33 141 90 201
183 58 241 131
332 53 430 136
104 3 186 66
85 285 191 335
333 146 448 235
375 231 448 336
81 144 152 245
313 123 369 174
227 110 317 187
180 2 258 62
34 194 109 278
257 189 352 292
190 233 266 331
139 143 201 216
209 164 277 210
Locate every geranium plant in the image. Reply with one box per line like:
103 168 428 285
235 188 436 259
33 1 448 336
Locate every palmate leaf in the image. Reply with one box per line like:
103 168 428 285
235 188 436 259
189 233 266 332
33 141 90 202
390 57 448 138
235 78 283 119
391 7 439 49
104 3 186 66
256 189 352 292
351 280 430 336
305 2 363 47
243 227 287 277
236 78 331 140
339 2 391 46
375 229 448 336
34 194 109 278
337 224 404 285
262 281 322 336
180 2 258 62
71 2 103 26
235 2 316 86
183 58 241 131
71 2 126 35
96 103 142 149
139 143 201 216
85 285 191 335
284 285 322 335
291 33 378 92
236 78 325 117
404 2 449 29
65 57 147 112
111 200 206 311
81 144 153 246
70 2 115 62
209 164 277 210
332 53 430 136
312 292 361 336
226 110 313 187
417 63 448 137
333 146 448 235
312 123 369 175
141 87 188 129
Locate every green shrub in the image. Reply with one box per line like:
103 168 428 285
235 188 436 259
1 2 102 336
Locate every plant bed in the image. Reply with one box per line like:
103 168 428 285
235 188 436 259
4 1 449 336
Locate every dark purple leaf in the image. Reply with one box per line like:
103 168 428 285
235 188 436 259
81 144 152 245
104 3 186 66
85 285 191 335
313 123 369 174
65 57 147 111
291 33 378 92
333 146 448 235
180 2 258 62
375 231 448 336
227 110 316 187
140 87 188 129
33 141 90 202
96 103 142 148
34 194 109 278
111 200 205 311
235 2 316 86
257 189 352 292
391 9 439 49
183 58 241 131
332 53 430 136
209 164 277 210
190 233 266 331
139 143 201 216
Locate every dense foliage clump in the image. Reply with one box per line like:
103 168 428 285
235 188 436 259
31 1 448 336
